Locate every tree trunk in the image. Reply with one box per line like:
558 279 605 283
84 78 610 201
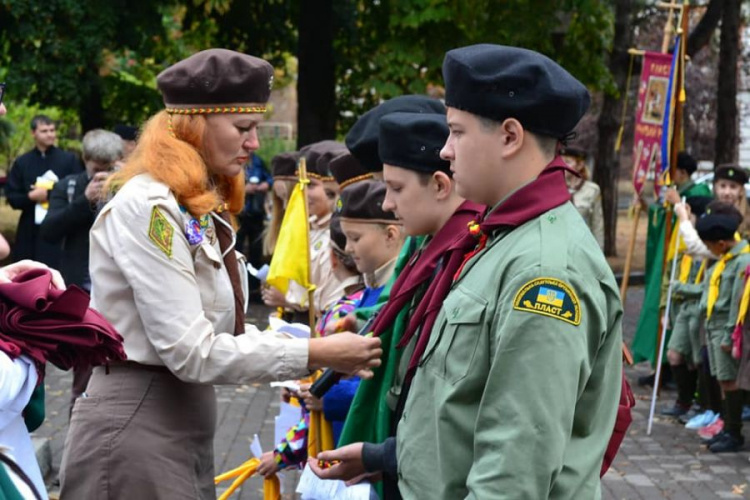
78 67 106 133
714 0 741 166
686 0 722 58
594 0 634 257
297 0 336 148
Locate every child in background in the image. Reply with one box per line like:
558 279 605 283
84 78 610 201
263 152 298 257
262 141 348 318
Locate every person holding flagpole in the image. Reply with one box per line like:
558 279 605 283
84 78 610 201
59 49 382 500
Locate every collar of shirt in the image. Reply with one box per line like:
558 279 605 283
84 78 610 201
310 212 332 230
365 256 398 290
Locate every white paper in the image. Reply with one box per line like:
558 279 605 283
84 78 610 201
296 465 374 500
34 170 59 225
246 263 269 282
274 401 303 446
267 316 311 339
270 380 301 393
249 434 263 459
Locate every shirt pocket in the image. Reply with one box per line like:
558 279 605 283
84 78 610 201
420 285 487 384
194 242 234 312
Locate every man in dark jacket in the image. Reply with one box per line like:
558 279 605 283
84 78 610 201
41 128 122 412
6 115 81 266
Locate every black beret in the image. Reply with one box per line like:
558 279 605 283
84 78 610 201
685 196 713 218
559 146 587 160
157 49 273 112
345 95 446 173
337 180 400 224
299 140 346 180
378 112 450 174
714 164 749 186
113 124 138 141
329 214 347 252
330 152 374 189
677 152 697 174
443 44 590 138
696 213 740 242
271 152 298 180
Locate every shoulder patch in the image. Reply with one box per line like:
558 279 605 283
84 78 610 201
148 206 174 258
512 277 581 325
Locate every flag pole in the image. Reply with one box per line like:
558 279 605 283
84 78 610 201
296 157 317 336
653 0 689 396
648 196 686 434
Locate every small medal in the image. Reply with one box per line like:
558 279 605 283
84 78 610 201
205 226 216 244
185 219 204 245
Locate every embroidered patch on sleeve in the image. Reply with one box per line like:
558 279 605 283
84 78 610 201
512 277 581 325
148 206 174 258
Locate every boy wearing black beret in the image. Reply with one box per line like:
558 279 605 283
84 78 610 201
696 201 750 452
312 44 624 499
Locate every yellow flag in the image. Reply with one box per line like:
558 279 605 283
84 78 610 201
266 175 312 295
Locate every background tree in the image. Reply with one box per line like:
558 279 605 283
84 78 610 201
714 0 741 165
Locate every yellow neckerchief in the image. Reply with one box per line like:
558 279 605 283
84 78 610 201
707 238 750 319
667 225 687 262
735 266 750 328
678 256 707 284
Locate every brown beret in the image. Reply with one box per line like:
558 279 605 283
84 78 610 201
157 49 273 114
337 180 400 224
330 152 373 190
271 152 298 180
299 141 346 180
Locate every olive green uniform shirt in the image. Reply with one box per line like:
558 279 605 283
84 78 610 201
396 202 623 499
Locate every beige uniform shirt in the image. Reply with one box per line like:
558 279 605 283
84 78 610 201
570 180 604 250
89 174 309 384
286 213 345 314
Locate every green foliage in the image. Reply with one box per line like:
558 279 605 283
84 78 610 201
0 100 80 173
255 137 296 167
0 0 617 139
334 0 615 133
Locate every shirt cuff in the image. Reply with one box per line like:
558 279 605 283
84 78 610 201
362 438 397 477
279 337 310 380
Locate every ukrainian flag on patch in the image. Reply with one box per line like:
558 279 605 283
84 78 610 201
537 287 565 307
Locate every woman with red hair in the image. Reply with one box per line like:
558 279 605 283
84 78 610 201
59 49 381 499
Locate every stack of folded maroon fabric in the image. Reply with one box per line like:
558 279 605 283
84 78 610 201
0 268 126 377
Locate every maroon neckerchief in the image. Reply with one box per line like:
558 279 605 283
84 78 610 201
0 268 126 381
370 200 485 343
399 156 574 380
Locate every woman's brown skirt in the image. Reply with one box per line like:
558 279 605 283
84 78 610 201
59 363 217 499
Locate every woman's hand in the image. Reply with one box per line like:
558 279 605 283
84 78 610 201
0 260 65 289
308 333 382 378
257 451 279 477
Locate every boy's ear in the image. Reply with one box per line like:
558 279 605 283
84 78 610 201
432 171 453 200
385 224 403 242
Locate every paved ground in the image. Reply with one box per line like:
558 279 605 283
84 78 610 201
33 287 750 499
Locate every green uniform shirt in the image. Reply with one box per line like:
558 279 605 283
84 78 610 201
396 202 622 499
700 240 750 344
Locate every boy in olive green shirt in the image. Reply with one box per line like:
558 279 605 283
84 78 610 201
697 201 750 452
